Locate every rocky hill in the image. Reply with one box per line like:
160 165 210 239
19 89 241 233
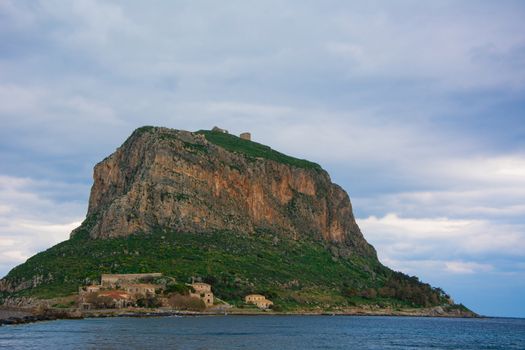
0 126 474 315
78 127 374 257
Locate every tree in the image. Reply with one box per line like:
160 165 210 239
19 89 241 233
84 293 116 309
136 296 161 308
360 288 377 299
168 295 205 311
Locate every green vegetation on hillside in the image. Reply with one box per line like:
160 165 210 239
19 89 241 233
1 223 448 310
196 130 322 170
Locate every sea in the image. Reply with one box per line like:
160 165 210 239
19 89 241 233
1 315 524 349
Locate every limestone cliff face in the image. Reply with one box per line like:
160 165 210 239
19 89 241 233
73 127 376 258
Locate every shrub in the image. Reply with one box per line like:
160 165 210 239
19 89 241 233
164 282 191 295
270 304 283 312
84 293 116 309
360 288 377 299
343 287 359 298
168 294 206 311
136 296 161 308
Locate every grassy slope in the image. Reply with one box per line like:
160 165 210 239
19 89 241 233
196 130 322 170
3 228 370 300
2 221 451 311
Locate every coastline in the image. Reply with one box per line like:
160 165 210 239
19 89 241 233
82 306 479 318
0 305 479 326
0 307 76 326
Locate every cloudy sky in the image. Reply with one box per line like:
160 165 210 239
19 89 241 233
1 1 525 317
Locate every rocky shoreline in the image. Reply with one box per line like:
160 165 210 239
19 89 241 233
0 307 82 326
0 305 479 327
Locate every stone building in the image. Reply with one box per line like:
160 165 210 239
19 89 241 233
79 284 101 294
123 283 157 297
240 132 251 141
78 273 167 310
100 273 162 287
245 294 273 309
78 284 102 308
98 290 134 308
189 282 214 307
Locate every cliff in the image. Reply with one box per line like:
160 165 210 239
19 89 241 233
76 126 375 258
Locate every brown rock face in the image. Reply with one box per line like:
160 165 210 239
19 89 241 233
74 127 376 258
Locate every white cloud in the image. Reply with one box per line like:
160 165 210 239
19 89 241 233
360 213 525 256
445 261 493 274
430 156 525 187
329 3 525 90
41 0 140 50
0 175 85 277
0 238 16 247
325 42 364 61
355 183 525 220
357 213 525 278
0 85 46 115
0 82 127 158
5 0 522 92
205 102 294 118
379 258 495 276
0 1 37 29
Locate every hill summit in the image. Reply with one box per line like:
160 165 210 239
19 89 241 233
0 126 474 315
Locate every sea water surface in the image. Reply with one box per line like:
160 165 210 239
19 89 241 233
1 315 524 349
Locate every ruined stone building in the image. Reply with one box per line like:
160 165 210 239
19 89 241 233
245 294 273 309
79 285 101 294
212 126 229 134
79 273 163 309
97 290 134 309
189 282 214 307
122 283 157 297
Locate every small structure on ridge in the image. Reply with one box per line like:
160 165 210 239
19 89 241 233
240 132 251 141
212 126 229 134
